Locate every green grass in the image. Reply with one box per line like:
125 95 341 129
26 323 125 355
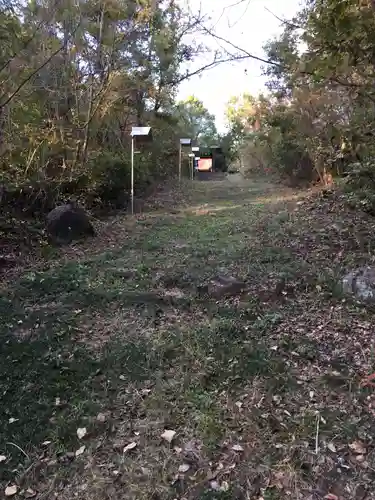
1 178 375 499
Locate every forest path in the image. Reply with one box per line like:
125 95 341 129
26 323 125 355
1 176 375 500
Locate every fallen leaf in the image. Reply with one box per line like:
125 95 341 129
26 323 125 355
232 444 244 452
25 488 37 498
8 418 18 424
41 441 51 446
161 429 176 443
349 441 366 454
210 481 220 491
220 481 230 492
0 455 7 463
5 485 18 497
75 445 85 457
96 413 107 423
123 442 137 453
324 494 338 500
327 442 336 453
77 427 87 440
178 463 190 473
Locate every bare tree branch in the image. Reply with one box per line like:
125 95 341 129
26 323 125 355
166 53 250 86
0 21 82 109
264 7 303 31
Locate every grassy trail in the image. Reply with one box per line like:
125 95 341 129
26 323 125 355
1 177 375 499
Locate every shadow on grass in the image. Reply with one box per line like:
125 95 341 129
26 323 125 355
0 288 165 479
0 190 295 488
0 273 290 480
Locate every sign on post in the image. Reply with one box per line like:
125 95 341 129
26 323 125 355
188 153 195 181
130 126 152 215
179 138 192 182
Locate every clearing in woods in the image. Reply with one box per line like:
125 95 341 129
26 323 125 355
2 175 375 499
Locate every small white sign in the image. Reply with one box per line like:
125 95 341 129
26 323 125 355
131 126 151 137
180 138 191 145
191 146 199 151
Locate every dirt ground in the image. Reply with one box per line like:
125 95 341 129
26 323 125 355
1 176 375 500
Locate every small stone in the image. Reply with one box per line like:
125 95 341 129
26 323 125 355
207 274 247 299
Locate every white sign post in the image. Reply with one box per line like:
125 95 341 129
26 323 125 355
179 138 192 182
130 126 152 215
188 153 195 181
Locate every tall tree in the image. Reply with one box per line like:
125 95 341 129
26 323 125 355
176 95 218 145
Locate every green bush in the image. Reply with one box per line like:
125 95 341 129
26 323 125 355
344 160 375 214
268 137 315 185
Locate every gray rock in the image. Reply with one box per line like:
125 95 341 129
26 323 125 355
342 266 375 301
198 274 247 299
46 202 96 245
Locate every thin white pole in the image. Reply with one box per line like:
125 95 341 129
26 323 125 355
178 143 182 182
191 157 193 181
131 136 134 215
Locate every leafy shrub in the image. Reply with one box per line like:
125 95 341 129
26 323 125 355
344 160 375 214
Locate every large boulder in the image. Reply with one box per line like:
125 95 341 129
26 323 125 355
342 266 375 301
46 202 96 245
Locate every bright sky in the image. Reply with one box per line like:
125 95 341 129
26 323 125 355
177 0 303 131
